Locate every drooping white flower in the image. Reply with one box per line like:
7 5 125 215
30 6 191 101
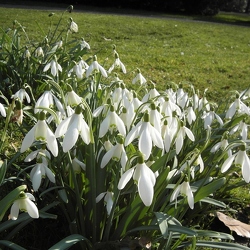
161 120 174 153
185 105 196 125
30 161 55 191
221 145 250 183
55 106 91 152
24 48 31 59
202 108 223 129
170 181 194 209
80 38 90 50
132 68 146 85
226 93 250 119
24 147 51 164
68 62 84 79
198 89 210 111
35 90 65 115
118 157 156 206
11 88 31 103
10 192 39 220
43 57 62 77
0 102 6 117
175 121 195 155
125 112 164 160
69 18 78 33
65 86 82 107
96 191 114 215
35 46 44 57
20 111 58 157
101 135 128 170
108 52 126 74
211 132 232 157
230 120 248 141
86 55 108 78
99 105 126 138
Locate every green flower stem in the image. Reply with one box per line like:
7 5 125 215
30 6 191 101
66 152 86 237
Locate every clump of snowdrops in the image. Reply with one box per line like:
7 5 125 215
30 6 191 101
0 5 250 250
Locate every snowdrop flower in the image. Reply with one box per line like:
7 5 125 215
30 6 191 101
43 56 62 77
221 144 250 183
131 91 142 111
230 119 248 141
125 112 164 160
86 55 108 78
65 86 82 107
35 46 44 57
24 147 51 164
211 131 232 157
120 106 135 131
175 121 195 155
0 102 6 117
55 106 91 152
132 68 146 85
101 134 128 170
99 105 126 138
149 103 162 133
226 93 250 119
11 88 30 103
202 106 223 129
198 89 210 111
24 48 31 59
68 62 84 79
142 82 160 102
96 191 114 215
80 38 90 50
10 191 39 220
35 90 65 115
30 161 55 191
69 17 78 33
170 180 194 209
185 104 196 125
118 156 156 206
161 120 174 153
70 157 86 173
108 52 126 74
20 111 58 157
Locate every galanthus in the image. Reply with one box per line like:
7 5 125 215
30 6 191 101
202 107 223 129
142 82 160 102
30 160 55 191
86 55 108 78
69 17 78 33
0 102 6 117
11 88 31 103
175 121 195 155
10 191 39 220
55 105 91 152
149 103 162 133
24 146 51 165
132 68 146 85
108 52 126 74
125 112 164 160
226 92 250 119
162 120 174 153
211 131 232 157
35 89 65 115
70 156 86 173
20 111 58 157
118 155 156 206
185 104 196 125
80 38 90 50
198 89 210 111
65 85 82 107
24 48 31 59
230 119 248 141
35 46 44 57
170 180 194 209
68 62 84 79
99 105 126 138
96 191 114 216
43 56 62 77
101 134 128 170
221 144 250 183
120 106 135 131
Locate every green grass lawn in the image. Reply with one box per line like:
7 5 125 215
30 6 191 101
0 6 250 103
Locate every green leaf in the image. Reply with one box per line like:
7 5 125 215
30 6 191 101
195 241 250 250
194 177 226 203
200 197 226 208
195 230 234 240
48 234 90 250
0 240 26 250
0 185 27 221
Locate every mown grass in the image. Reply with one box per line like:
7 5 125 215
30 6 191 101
0 6 250 103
